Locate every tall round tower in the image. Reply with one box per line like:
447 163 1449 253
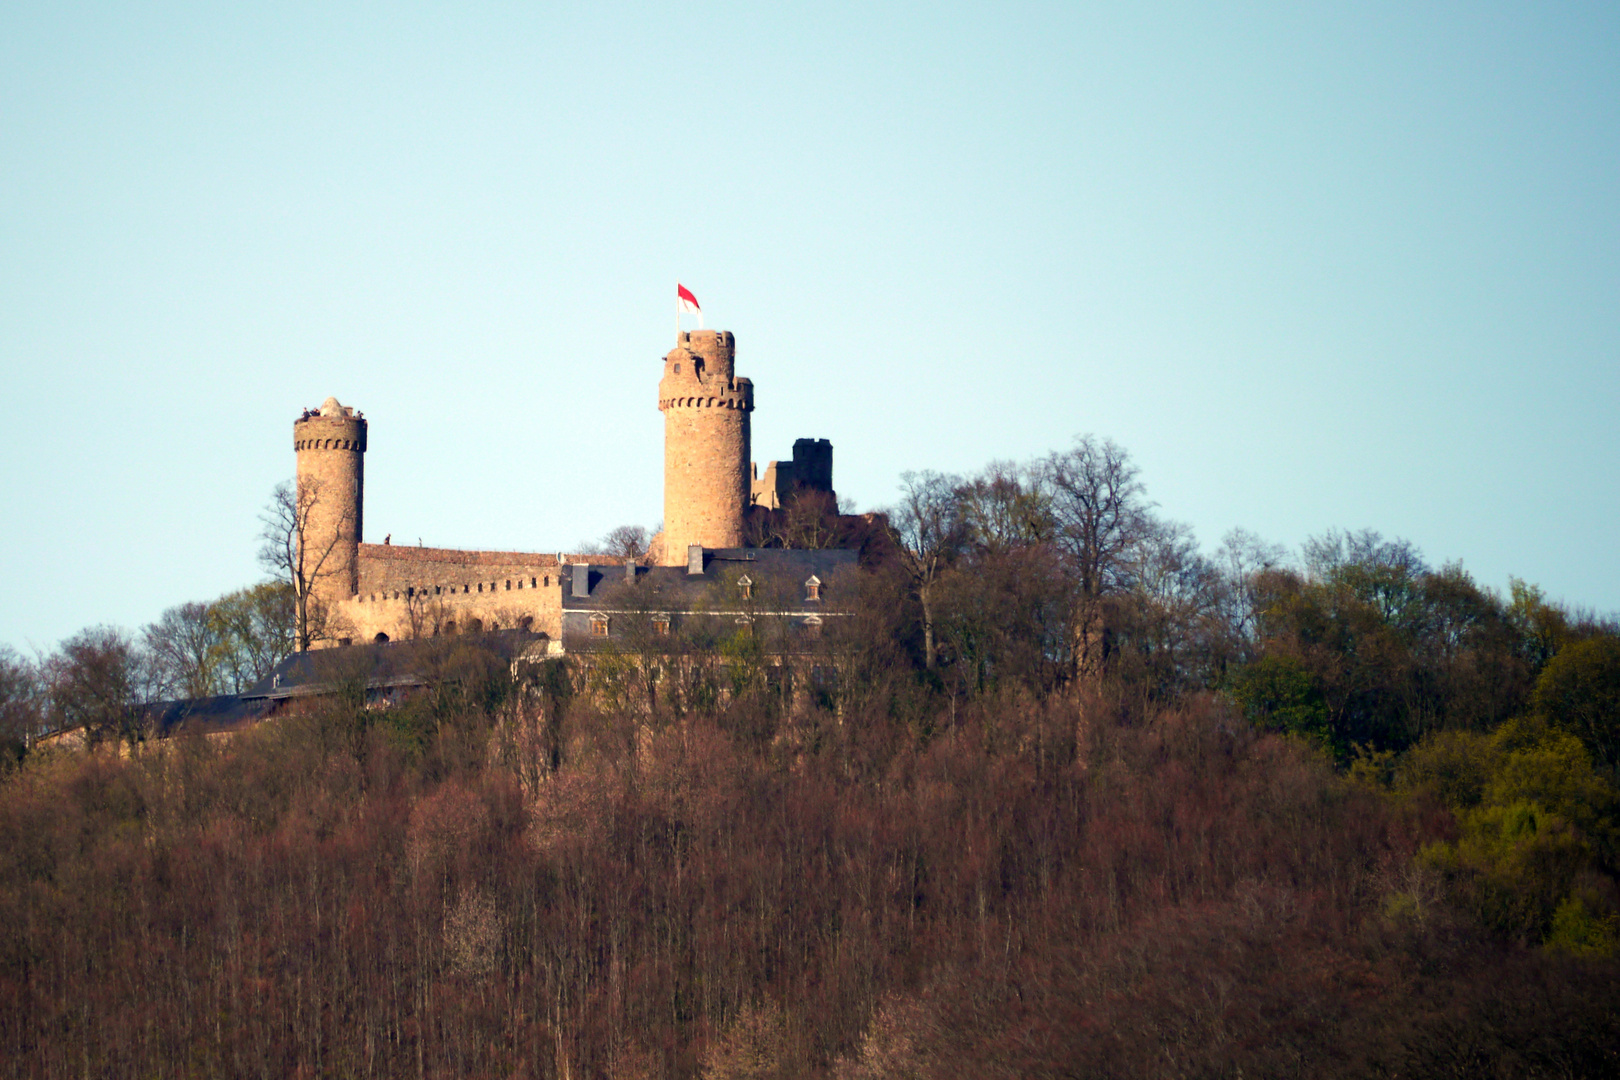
658 330 753 564
292 397 367 615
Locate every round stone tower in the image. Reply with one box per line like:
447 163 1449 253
292 397 367 613
658 330 753 564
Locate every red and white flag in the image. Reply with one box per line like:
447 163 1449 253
677 283 703 329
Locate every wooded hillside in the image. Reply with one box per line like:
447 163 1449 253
2 436 1617 1078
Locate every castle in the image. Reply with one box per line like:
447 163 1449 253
292 329 843 648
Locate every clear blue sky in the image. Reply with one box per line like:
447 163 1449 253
2 1 1617 652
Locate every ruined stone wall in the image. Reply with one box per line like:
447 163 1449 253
294 399 366 612
750 437 836 511
658 330 752 564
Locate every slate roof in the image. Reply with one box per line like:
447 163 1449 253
241 629 550 700
559 548 858 611
144 694 275 737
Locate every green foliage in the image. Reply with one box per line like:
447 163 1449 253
1395 729 1494 807
1405 717 1620 946
1225 654 1331 746
206 581 296 692
1484 721 1618 846
1533 633 1620 774
1420 800 1591 943
1545 895 1618 958
1506 577 1572 671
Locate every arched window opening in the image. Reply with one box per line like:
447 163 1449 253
374 632 389 643
519 615 534 631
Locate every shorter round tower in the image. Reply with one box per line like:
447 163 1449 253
658 330 753 564
292 397 367 616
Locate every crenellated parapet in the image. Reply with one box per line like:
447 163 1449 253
657 388 753 410
657 330 754 410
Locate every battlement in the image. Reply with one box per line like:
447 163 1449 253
659 331 754 413
293 397 367 451
679 329 735 375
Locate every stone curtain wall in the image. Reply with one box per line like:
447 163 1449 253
356 544 570 596
334 545 578 642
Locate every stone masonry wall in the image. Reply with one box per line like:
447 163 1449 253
332 544 580 642
294 400 366 612
658 330 753 564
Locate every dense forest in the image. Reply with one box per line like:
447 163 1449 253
2 435 1618 1078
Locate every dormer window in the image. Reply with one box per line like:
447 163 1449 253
589 615 609 638
653 615 671 636
737 574 752 600
802 615 823 639
804 575 821 602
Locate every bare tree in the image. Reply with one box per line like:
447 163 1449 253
1215 528 1289 658
0 646 43 768
1120 519 1224 694
398 590 461 640
144 601 227 699
258 479 352 651
45 626 155 749
956 459 1052 559
889 471 967 670
1040 435 1155 676
580 524 651 561
747 488 848 550
605 524 650 561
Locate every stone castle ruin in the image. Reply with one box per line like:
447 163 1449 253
293 329 841 647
